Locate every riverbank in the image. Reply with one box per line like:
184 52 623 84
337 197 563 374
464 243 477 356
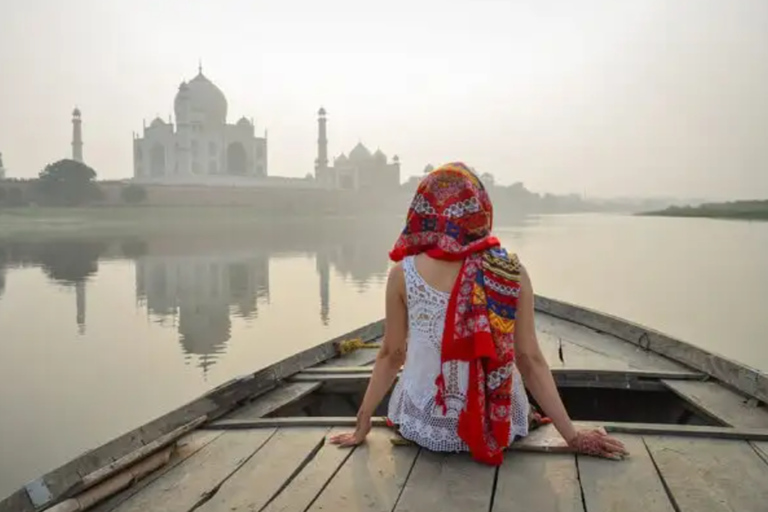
0 206 401 238
639 200 768 220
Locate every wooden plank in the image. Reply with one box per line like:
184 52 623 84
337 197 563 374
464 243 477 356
0 490 34 512
535 295 768 404
578 435 674 512
645 436 768 511
262 428 357 512
91 430 223 512
196 427 329 512
307 428 419 512
203 417 768 441
662 380 768 429
225 381 322 420
493 452 584 512
752 442 768 465
108 429 276 512
300 366 701 380
393 450 495 512
536 312 688 373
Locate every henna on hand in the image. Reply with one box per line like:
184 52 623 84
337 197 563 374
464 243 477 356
567 428 628 460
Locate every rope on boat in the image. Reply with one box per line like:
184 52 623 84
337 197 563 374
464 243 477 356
334 337 382 355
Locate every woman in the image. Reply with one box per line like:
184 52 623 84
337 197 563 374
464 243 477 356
330 163 628 463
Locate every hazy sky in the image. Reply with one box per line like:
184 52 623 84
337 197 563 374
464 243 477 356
1 0 767 199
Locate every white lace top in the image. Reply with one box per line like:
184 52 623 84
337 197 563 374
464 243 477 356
387 256 530 452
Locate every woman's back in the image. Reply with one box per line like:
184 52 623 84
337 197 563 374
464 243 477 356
387 254 530 452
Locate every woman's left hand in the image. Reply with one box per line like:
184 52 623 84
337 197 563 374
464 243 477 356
329 414 372 447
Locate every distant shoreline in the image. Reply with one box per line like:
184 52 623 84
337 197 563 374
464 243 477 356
0 206 401 238
638 200 768 221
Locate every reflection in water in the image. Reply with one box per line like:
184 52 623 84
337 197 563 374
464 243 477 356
0 220 397 376
136 253 271 376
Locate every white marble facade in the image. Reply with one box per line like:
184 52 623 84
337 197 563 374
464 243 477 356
133 67 267 184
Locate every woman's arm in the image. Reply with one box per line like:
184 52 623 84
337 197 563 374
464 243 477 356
330 263 408 446
515 265 628 458
514 266 578 443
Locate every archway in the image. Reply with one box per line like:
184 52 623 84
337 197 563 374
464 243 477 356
150 144 166 176
226 142 247 175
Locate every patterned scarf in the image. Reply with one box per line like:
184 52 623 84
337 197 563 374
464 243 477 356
389 162 522 465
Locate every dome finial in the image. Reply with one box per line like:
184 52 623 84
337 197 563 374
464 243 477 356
198 58 203 75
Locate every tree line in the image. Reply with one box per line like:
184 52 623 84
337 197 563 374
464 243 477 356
0 159 147 207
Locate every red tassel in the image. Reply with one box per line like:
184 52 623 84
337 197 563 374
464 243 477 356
434 373 447 415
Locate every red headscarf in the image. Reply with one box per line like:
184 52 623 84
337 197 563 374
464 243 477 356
390 162 522 465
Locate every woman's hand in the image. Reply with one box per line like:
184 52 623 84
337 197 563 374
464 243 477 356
329 414 372 447
567 427 629 460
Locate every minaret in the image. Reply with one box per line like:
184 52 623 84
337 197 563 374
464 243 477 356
0 151 6 179
71 108 83 163
315 107 329 178
75 280 86 335
316 249 330 326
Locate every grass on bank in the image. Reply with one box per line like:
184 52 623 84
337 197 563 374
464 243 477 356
639 200 768 221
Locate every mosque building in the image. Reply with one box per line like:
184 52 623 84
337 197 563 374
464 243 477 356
314 108 401 190
132 65 267 184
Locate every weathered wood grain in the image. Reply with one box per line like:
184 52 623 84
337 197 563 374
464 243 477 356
393 450 496 512
196 427 329 512
751 442 768 465
579 435 675 512
307 428 419 512
536 312 688 373
262 428 357 512
535 295 768 404
203 417 768 442
493 452 584 512
91 430 223 512
108 429 276 512
645 436 768 511
662 380 768 429
224 381 322 421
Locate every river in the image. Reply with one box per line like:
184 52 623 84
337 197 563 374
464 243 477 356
1 213 767 497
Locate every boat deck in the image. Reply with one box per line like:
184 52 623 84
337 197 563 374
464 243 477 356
91 423 768 512
5 297 768 512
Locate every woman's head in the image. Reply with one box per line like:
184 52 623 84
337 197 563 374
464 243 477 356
389 162 497 261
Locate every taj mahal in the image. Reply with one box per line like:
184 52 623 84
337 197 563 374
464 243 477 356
133 65 268 185
131 65 401 190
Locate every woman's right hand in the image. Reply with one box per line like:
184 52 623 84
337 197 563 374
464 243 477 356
329 414 372 447
567 427 629 460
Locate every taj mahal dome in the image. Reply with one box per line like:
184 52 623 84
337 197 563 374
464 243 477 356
133 65 268 185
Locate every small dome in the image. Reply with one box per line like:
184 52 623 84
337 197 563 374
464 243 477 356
318 107 327 116
174 70 228 126
349 142 372 161
373 149 387 163
393 155 400 163
72 108 81 117
150 117 166 128
236 117 252 128
335 153 348 165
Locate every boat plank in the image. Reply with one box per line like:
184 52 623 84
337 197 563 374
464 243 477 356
307 428 419 512
224 381 322 421
107 429 276 512
645 436 768 511
662 380 768 429
536 312 687 373
262 428 356 512
91 430 223 512
196 427 329 512
578 435 675 512
0 490 34 512
393 451 495 512
752 442 768 464
535 296 768 404
493 452 583 512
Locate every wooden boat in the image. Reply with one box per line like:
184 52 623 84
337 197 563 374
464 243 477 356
4 296 768 512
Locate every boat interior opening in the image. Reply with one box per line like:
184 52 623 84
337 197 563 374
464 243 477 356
259 383 722 427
